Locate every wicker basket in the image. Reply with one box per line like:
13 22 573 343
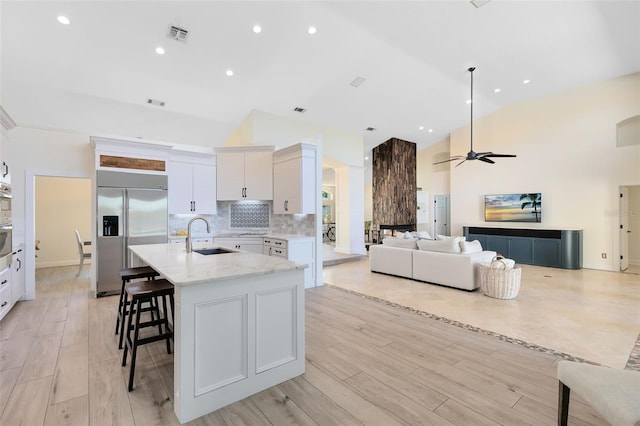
479 257 521 299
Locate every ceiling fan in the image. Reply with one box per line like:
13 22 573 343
434 67 516 167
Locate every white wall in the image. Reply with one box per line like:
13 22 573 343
8 126 94 298
430 73 640 271
35 176 92 267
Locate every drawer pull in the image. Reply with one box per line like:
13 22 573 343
1 280 7 286
1 301 7 308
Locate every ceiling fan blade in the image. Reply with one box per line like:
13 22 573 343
455 159 467 167
433 156 465 165
478 157 495 164
482 153 517 158
476 151 493 156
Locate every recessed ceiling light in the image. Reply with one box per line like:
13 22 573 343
365 156 369 161
419 126 424 130
293 107 306 113
494 88 501 93
57 15 70 25
155 46 165 55
428 129 433 133
226 69 234 77
466 99 472 104
253 25 262 34
307 26 317 35
522 79 531 85
350 76 366 87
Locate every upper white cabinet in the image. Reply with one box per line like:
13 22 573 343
273 143 317 214
216 147 273 201
0 106 16 185
168 158 217 215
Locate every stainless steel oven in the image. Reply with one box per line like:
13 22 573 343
0 224 11 270
0 184 11 224
0 184 11 270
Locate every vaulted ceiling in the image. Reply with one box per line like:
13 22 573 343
2 1 639 159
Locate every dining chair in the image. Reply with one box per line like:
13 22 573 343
75 229 91 277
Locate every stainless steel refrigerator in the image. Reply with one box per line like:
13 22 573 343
96 170 168 297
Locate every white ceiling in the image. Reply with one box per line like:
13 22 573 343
1 1 639 158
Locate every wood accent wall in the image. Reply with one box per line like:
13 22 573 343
99 155 165 172
372 138 417 228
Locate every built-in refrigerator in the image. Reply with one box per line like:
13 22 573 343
96 170 168 297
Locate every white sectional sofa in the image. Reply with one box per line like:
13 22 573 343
369 235 496 291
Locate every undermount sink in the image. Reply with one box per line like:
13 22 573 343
193 248 235 256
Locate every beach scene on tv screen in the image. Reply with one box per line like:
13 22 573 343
485 193 542 223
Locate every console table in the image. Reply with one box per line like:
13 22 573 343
463 227 582 269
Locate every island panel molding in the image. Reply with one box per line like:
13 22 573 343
255 285 298 373
194 295 248 396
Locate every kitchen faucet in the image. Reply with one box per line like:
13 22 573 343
186 216 211 253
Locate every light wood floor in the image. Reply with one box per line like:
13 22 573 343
1 265 609 425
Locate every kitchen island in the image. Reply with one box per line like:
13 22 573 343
129 243 307 424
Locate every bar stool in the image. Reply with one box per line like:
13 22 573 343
121 278 174 392
115 266 160 349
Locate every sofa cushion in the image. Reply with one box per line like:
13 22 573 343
382 237 418 249
460 240 483 254
417 237 463 253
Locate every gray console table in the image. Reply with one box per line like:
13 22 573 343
463 227 582 269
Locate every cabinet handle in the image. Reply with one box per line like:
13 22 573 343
2 162 8 178
275 241 283 246
268 246 272 256
16 258 21 271
284 200 288 211
1 301 7 308
1 279 7 286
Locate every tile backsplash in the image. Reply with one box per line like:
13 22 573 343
171 201 316 237
229 202 270 229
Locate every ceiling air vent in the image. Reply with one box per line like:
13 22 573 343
168 25 189 42
293 107 306 113
147 98 166 107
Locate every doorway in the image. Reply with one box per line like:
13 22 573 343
433 195 450 236
620 185 640 272
35 176 92 269
25 170 92 300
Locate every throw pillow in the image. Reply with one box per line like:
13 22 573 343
460 240 483 254
417 238 462 253
382 237 418 249
416 231 432 240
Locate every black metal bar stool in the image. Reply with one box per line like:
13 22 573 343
121 278 174 392
115 266 160 349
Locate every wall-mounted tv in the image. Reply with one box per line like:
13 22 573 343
485 193 542 223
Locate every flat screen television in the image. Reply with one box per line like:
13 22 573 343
485 193 542 223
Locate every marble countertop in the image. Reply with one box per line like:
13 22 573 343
129 243 307 287
265 234 314 241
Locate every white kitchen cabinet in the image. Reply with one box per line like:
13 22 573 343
263 235 315 288
216 237 264 254
216 147 273 200
0 106 15 185
169 160 216 214
11 245 24 305
0 266 11 321
273 143 316 214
